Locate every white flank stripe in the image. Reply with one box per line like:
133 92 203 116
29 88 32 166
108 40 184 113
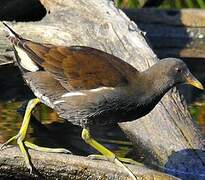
61 92 86 97
15 46 39 72
89 87 114 92
53 100 65 105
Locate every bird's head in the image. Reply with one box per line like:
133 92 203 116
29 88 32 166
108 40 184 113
157 58 204 90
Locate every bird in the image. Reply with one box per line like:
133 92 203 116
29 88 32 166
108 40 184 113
1 23 204 179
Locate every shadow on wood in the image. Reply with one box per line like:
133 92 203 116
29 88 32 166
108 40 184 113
165 149 205 179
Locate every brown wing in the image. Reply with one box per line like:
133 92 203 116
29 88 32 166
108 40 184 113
8 32 138 91
4 23 138 91
25 42 139 90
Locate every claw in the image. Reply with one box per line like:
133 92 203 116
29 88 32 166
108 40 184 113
28 166 33 174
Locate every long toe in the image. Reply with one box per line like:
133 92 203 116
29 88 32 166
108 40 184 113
87 154 109 161
88 155 137 180
24 141 72 154
88 154 144 168
59 148 72 154
114 158 137 180
28 162 33 174
0 135 19 150
118 157 145 166
17 138 33 173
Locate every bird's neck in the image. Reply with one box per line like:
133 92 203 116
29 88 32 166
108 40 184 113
134 68 175 104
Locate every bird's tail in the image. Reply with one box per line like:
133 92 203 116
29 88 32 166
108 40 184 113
3 22 40 72
3 22 22 39
3 22 24 47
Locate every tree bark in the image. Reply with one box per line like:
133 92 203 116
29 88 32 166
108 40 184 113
0 0 204 179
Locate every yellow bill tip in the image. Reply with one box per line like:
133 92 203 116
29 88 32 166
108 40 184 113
186 75 204 90
189 81 204 90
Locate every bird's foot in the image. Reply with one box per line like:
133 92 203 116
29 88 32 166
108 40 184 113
82 128 137 180
0 134 33 173
113 158 138 180
1 99 39 173
1 136 72 174
88 154 137 179
88 154 144 166
1 99 72 173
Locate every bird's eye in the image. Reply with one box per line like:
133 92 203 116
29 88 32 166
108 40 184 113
175 67 183 73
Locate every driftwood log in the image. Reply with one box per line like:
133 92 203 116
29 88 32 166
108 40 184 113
0 0 205 179
0 144 178 179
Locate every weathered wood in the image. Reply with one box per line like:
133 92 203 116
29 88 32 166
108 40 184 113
0 0 204 179
2 8 205 65
0 144 178 179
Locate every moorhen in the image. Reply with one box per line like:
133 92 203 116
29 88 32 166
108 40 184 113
2 23 204 179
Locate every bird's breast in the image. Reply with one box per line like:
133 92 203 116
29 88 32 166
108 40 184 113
84 89 165 127
49 86 164 128
81 92 146 127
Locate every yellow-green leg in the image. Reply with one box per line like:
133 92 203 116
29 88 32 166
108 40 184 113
0 98 71 173
1 99 40 173
81 128 137 180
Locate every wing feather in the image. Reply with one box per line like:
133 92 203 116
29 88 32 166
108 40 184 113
8 34 139 91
